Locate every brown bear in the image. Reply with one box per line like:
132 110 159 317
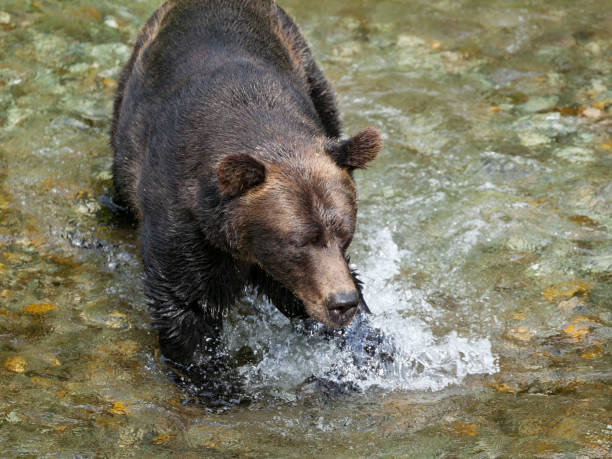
110 0 382 370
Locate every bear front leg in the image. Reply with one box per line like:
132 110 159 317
144 270 224 368
140 218 242 369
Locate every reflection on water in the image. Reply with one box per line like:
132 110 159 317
0 0 611 456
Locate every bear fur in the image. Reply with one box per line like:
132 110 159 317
110 0 382 368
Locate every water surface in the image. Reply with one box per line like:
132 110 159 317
0 0 611 456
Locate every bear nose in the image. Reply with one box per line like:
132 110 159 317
325 291 359 326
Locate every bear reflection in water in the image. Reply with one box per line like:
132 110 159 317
110 0 385 401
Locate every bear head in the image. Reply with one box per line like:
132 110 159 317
216 127 382 328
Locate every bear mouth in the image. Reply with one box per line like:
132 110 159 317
328 304 358 327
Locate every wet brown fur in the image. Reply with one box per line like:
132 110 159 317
110 2 175 216
230 152 359 326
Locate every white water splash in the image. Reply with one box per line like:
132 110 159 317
225 228 498 398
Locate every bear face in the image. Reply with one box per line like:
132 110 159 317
216 128 381 328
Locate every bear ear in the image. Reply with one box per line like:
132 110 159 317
328 127 382 171
215 154 266 198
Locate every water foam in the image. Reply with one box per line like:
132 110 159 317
225 228 498 398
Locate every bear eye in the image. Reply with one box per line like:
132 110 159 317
291 230 322 248
309 232 322 246
338 226 354 251
289 237 308 248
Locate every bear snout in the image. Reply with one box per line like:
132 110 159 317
325 290 359 327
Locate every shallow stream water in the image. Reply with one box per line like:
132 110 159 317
0 0 611 456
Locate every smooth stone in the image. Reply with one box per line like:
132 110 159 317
520 96 559 113
555 146 594 163
519 131 550 147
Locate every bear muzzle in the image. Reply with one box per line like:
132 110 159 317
325 290 359 327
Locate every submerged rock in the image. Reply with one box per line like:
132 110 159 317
0 12 10 25
557 297 583 312
4 356 27 373
542 281 591 303
22 302 58 316
89 43 131 69
520 96 559 113
555 146 594 163
507 326 533 342
519 131 551 147
6 107 33 129
561 315 596 344
109 401 129 416
581 107 604 118
104 16 119 29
